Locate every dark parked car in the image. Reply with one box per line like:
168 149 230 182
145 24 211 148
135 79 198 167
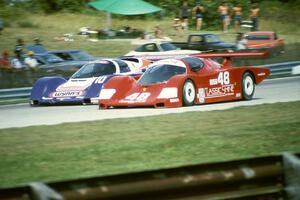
34 53 89 78
49 50 96 61
171 33 236 52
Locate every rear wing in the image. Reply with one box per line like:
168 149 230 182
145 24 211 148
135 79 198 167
191 52 269 68
121 52 269 67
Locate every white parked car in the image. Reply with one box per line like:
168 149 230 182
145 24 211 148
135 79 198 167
125 42 200 58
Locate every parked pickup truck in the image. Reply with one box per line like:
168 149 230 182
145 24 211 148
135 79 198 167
244 31 285 56
171 33 236 52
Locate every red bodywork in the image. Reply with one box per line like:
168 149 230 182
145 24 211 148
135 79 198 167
99 52 270 109
245 31 285 54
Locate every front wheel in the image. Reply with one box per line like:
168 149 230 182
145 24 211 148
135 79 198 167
242 72 255 100
182 80 196 106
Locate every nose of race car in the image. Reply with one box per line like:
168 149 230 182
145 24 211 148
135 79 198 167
99 83 182 109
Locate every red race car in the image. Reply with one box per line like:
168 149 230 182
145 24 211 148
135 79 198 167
99 52 269 109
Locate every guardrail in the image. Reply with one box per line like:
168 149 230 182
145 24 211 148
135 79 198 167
0 152 299 200
0 87 31 100
0 61 299 102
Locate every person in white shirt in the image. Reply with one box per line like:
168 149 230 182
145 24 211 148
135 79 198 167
24 51 38 70
11 56 23 69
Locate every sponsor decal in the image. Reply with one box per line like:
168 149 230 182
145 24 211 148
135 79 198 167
199 97 205 103
209 79 218 86
197 88 206 103
257 72 266 76
170 98 179 103
205 84 234 98
57 78 96 91
236 93 241 98
51 91 84 98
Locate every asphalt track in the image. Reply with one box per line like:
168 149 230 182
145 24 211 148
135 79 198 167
0 76 299 129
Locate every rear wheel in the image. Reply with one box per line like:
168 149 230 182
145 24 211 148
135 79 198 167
182 80 196 106
242 72 255 100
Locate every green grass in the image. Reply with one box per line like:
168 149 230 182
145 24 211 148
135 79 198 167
0 13 299 58
0 101 299 188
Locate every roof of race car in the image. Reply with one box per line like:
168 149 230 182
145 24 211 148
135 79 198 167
149 58 187 68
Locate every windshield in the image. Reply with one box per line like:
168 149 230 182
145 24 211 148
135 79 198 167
205 35 221 43
160 43 178 51
71 51 94 61
41 54 64 63
138 64 186 85
71 61 116 78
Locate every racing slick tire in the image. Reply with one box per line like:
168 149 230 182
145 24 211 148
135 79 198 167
182 79 196 106
242 72 255 100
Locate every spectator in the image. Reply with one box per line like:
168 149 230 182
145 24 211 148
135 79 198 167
26 37 48 54
180 1 190 30
233 3 242 32
154 25 163 39
173 16 182 35
0 18 3 35
10 55 23 69
0 50 11 70
14 38 25 58
24 51 38 70
33 37 43 46
192 2 205 31
236 32 247 50
250 3 260 31
218 1 230 33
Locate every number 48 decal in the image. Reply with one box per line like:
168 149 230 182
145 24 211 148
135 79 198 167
218 71 230 85
125 92 151 102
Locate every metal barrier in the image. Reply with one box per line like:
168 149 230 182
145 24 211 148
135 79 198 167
0 152 299 200
0 61 299 102
0 87 31 100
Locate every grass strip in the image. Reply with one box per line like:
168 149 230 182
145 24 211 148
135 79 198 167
0 101 299 188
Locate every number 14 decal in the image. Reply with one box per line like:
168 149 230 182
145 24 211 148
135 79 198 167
218 71 230 85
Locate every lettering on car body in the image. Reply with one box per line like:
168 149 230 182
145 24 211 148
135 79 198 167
205 84 234 98
51 91 84 98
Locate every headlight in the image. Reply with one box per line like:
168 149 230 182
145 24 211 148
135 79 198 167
99 89 116 100
157 87 178 99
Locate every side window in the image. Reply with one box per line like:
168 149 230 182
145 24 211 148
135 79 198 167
144 44 159 52
190 36 203 43
182 57 204 71
56 53 72 60
115 60 131 73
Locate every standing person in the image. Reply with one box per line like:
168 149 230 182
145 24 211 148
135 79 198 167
154 25 163 39
218 1 230 33
180 1 190 31
233 3 242 32
0 50 11 70
14 38 25 59
10 55 23 69
33 37 42 46
250 3 260 31
236 32 247 51
192 2 205 31
173 16 182 36
24 51 38 70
